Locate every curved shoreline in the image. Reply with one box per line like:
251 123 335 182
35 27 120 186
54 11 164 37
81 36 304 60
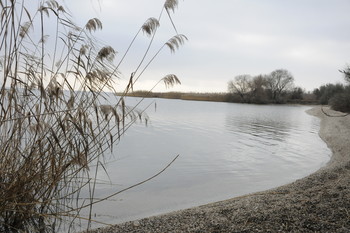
90 106 350 232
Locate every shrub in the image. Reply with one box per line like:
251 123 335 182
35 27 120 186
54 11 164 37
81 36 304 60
329 87 350 113
313 83 345 104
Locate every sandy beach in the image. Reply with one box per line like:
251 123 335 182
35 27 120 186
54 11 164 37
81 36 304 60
89 106 350 232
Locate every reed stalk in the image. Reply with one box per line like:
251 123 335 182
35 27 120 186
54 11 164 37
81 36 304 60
0 0 185 232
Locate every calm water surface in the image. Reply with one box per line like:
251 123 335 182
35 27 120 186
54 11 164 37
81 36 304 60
83 98 331 227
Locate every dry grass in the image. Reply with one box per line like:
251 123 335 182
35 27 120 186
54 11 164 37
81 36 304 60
0 0 185 232
124 91 234 103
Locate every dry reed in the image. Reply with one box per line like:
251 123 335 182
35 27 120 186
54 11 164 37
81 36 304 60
0 0 185 232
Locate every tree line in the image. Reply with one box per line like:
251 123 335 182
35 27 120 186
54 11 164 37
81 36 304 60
313 66 350 113
228 67 350 113
127 67 350 113
227 69 303 104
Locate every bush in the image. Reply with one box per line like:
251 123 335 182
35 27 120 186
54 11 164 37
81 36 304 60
290 87 304 100
313 83 345 104
329 88 350 113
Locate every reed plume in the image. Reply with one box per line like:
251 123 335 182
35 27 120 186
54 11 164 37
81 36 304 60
142 17 160 37
0 0 185 232
166 34 188 53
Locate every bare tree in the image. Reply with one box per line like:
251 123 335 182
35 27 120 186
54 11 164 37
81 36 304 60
228 74 252 102
340 65 350 83
250 75 268 103
265 69 294 102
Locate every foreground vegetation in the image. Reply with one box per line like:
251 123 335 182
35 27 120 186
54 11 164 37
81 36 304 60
0 0 184 232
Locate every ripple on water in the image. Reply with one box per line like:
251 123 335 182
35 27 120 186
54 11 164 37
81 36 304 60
79 99 331 228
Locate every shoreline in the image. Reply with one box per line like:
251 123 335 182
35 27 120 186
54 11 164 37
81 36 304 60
89 106 350 232
122 91 318 105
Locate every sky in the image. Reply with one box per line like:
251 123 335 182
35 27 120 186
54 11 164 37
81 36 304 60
64 0 350 93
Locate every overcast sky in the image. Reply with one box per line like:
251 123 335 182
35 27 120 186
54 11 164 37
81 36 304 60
65 0 350 93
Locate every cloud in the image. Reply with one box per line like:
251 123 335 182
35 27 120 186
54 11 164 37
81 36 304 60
63 0 350 92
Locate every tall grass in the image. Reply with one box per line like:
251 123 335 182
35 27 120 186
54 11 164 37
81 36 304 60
126 91 232 102
0 0 186 232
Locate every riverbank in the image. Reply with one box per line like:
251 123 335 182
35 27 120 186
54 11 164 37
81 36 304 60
89 106 350 232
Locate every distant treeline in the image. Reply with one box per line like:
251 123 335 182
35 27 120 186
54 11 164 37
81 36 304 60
123 67 350 113
122 90 317 105
226 67 350 111
226 69 325 105
122 91 233 102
